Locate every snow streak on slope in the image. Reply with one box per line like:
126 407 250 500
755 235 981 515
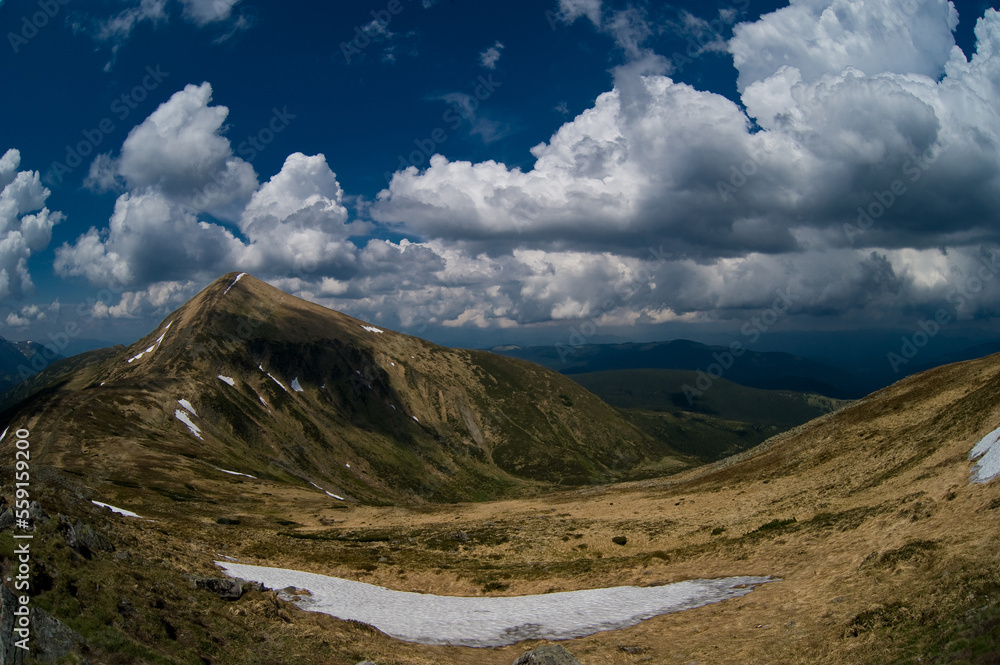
216 563 773 647
970 425 1000 483
174 409 202 439
223 272 247 295
361 325 383 334
216 468 257 479
91 500 142 518
127 321 172 363
218 375 236 387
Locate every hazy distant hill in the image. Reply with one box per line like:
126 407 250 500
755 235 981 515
569 368 849 460
494 339 870 398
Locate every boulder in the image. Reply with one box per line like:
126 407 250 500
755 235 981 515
512 644 582 664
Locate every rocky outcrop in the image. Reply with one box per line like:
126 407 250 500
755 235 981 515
1 584 87 665
58 516 114 559
185 574 262 601
512 644 582 664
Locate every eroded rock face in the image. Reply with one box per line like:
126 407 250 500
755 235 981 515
512 644 583 665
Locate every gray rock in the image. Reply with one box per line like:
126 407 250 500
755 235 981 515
72 521 113 554
1 584 87 665
26 502 47 527
0 584 26 665
0 508 12 532
57 517 113 557
185 574 247 601
31 607 87 664
512 644 582 665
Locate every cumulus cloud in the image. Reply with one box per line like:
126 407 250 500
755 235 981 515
57 91 366 298
5 301 61 329
53 2 1000 339
364 2 1000 330
91 82 258 221
0 149 63 301
730 0 960 91
236 152 369 276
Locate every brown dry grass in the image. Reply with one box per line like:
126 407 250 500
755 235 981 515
7 339 1000 663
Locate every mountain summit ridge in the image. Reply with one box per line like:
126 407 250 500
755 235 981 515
2 273 691 505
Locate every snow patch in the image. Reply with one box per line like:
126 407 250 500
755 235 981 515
361 325 383 334
970 425 1000 483
325 492 344 500
216 468 257 479
345 463 350 469
223 272 247 295
218 375 236 387
177 399 197 416
412 416 419 422
215 563 773 647
126 321 171 363
0 427 8 443
259 366 288 392
92 500 142 519
259 395 268 407
174 409 202 439
291 377 303 392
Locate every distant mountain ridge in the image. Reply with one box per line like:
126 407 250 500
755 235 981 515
493 339 869 398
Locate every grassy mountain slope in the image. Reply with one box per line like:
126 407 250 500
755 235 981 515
567 368 849 460
570 368 848 426
5 340 1000 663
0 273 692 507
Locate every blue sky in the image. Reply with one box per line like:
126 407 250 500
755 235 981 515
1 0 999 353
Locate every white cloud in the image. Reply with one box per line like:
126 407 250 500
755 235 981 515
180 0 240 26
0 149 63 301
730 0 960 91
54 4 1000 339
77 0 252 70
479 41 504 69
558 0 602 27
236 152 367 276
54 190 244 287
98 82 258 221
5 301 61 329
